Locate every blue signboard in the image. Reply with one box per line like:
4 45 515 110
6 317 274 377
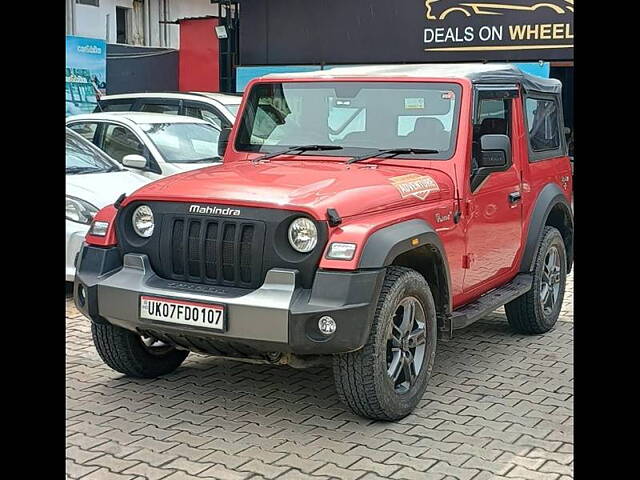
514 62 550 78
236 65 322 93
66 36 107 116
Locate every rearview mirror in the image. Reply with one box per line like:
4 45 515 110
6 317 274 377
218 127 232 158
122 154 148 170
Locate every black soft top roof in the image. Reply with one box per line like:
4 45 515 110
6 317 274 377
463 64 561 94
265 63 562 94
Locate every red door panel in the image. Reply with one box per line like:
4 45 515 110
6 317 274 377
179 18 220 92
463 96 523 294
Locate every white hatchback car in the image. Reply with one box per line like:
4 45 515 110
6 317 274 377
66 128 151 281
96 92 241 128
66 112 223 180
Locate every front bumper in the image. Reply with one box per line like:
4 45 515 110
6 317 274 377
74 244 385 355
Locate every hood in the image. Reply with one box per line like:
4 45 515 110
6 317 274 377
127 160 454 219
174 161 222 172
66 170 151 209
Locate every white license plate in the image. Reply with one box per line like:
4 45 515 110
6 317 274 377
140 296 225 332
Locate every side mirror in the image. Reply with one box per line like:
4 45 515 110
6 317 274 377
122 154 148 170
218 127 232 158
471 134 511 191
479 134 511 169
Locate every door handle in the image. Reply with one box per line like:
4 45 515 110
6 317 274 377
508 191 522 204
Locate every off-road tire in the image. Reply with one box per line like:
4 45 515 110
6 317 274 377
91 322 188 378
332 266 437 421
505 226 567 334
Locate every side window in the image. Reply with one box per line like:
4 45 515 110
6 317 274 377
99 101 134 112
139 102 180 115
183 103 225 129
183 106 203 120
68 122 99 143
475 99 510 136
525 97 562 158
102 124 145 163
200 110 224 128
471 98 511 175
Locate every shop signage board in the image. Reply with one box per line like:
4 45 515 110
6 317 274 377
239 0 573 65
422 0 573 60
65 35 107 116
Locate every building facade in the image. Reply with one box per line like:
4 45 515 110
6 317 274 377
65 0 220 48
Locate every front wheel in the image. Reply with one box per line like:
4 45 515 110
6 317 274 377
333 266 437 421
91 322 188 378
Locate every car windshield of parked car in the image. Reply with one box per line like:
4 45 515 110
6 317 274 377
140 123 221 163
66 130 119 174
235 81 462 160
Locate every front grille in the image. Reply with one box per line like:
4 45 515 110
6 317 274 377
117 201 327 290
160 216 265 289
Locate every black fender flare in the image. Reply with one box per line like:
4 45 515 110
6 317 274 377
358 219 452 313
520 183 574 273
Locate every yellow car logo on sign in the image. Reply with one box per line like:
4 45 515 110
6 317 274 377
426 0 573 20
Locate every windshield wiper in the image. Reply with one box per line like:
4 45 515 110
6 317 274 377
346 147 439 165
192 158 220 163
251 144 343 164
65 166 103 174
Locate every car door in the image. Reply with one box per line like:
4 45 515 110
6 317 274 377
97 122 163 180
463 87 524 294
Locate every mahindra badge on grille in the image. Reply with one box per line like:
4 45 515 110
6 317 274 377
189 205 241 216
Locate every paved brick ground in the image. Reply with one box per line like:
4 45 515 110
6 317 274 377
66 272 573 480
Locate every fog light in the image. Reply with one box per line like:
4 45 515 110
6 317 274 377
318 316 336 335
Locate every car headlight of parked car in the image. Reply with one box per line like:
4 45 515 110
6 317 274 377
133 205 154 238
288 217 318 253
66 196 98 225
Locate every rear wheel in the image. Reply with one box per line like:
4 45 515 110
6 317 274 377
91 322 188 378
505 226 567 334
333 266 437 421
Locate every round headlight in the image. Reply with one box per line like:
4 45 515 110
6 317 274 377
133 205 154 238
288 217 318 253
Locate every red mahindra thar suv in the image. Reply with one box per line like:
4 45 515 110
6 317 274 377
74 64 574 421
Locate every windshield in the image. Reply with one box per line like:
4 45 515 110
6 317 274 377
235 81 461 160
66 129 118 174
140 123 221 163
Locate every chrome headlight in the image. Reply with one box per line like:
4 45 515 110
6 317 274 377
288 217 318 253
66 196 98 225
132 205 154 238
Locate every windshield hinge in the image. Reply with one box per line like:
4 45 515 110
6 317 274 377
114 193 127 210
326 208 342 227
